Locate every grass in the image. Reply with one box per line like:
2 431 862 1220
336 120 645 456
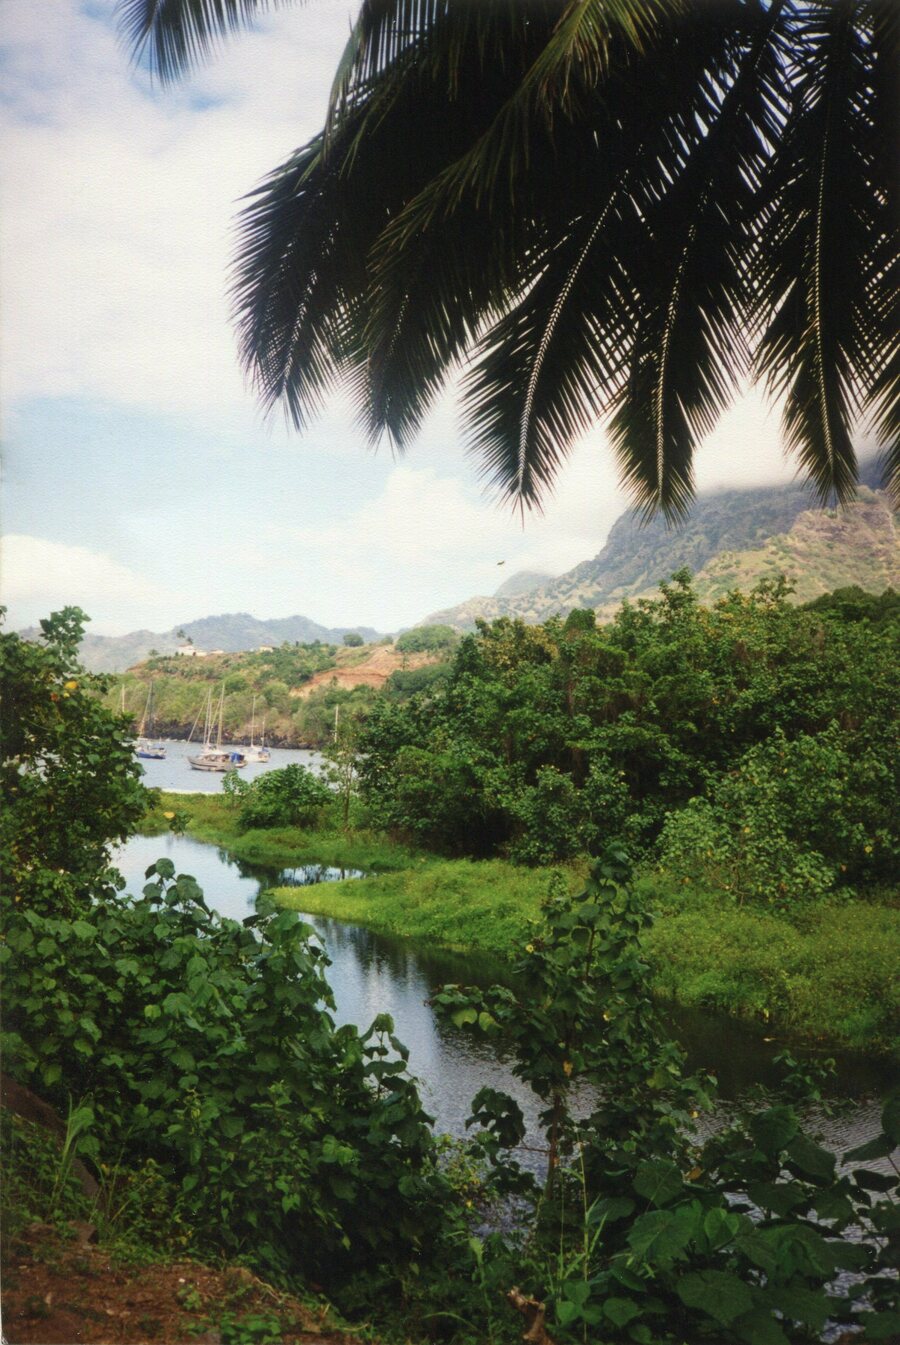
139 795 899 1053
142 792 420 872
640 879 900 1054
273 859 585 955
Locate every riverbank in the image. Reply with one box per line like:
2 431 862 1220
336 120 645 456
145 794 900 1055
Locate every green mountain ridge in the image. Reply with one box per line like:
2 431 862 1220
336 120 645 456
425 469 898 629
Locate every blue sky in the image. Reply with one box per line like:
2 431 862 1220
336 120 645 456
2 0 799 636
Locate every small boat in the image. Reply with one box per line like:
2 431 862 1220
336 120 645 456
242 696 271 764
188 686 246 773
135 682 167 760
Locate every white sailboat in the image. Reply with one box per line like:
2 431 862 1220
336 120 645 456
188 686 246 772
242 696 271 763
135 682 167 760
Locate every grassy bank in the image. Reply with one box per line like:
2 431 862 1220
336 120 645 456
143 791 420 872
640 882 900 1054
141 795 899 1054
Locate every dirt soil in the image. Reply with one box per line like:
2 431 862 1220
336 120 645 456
1 1223 367 1345
291 647 439 699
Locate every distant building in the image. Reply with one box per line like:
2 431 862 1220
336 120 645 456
256 645 274 652
175 644 206 657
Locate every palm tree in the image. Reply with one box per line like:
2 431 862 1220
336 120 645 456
119 0 898 518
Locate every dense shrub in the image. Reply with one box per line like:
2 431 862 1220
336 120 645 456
1 861 449 1286
237 763 331 830
358 576 899 872
0 607 148 917
658 726 899 907
394 624 459 653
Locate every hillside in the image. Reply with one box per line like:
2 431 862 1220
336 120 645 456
107 641 446 747
424 472 899 630
22 612 386 674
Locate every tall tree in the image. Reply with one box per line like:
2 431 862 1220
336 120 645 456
120 0 898 518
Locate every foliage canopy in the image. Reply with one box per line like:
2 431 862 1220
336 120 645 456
119 0 898 517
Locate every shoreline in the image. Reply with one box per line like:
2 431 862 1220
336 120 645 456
142 793 899 1059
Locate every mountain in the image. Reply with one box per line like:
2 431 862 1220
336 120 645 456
424 468 899 630
493 569 555 599
19 613 385 674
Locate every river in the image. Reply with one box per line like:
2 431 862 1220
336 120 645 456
113 832 892 1157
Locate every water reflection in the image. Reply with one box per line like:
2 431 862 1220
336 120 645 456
114 833 892 1152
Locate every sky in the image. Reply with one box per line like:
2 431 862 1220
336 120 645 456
1 0 802 637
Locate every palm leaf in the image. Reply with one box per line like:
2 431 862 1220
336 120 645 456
117 0 291 83
751 0 895 504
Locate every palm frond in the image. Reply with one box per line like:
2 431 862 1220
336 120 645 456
117 0 290 82
751 0 894 504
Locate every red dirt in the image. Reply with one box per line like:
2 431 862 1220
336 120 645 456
291 646 439 699
1 1224 367 1345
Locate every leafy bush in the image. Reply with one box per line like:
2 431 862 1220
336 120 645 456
395 624 459 653
1 860 449 1286
342 631 363 647
434 850 900 1343
359 576 899 881
658 726 899 907
237 764 331 830
504 765 589 865
0 607 149 917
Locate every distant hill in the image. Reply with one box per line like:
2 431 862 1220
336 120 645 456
424 466 899 630
494 569 556 599
18 612 385 673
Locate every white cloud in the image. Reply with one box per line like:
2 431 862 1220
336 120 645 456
0 534 181 633
0 1 353 417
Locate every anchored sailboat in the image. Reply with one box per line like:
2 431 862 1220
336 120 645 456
135 683 167 760
188 686 246 772
242 696 271 763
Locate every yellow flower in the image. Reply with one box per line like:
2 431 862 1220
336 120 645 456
163 811 175 820
64 679 78 691
525 943 534 953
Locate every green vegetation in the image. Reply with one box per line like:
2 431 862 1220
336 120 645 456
641 882 900 1053
5 609 900 1344
357 574 897 879
394 624 459 654
145 790 420 875
1 607 149 917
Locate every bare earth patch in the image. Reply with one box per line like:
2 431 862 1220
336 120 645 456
2 1224 366 1345
291 646 438 699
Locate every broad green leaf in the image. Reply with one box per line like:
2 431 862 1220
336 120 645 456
857 1310 900 1340
853 1168 896 1192
750 1107 798 1156
676 1270 753 1325
733 1308 789 1345
589 1195 635 1225
701 1206 741 1251
633 1158 683 1207
628 1206 698 1264
769 1285 829 1332
747 1180 807 1217
785 1134 836 1182
881 1090 900 1145
451 1007 478 1028
603 1297 640 1326
843 1133 894 1163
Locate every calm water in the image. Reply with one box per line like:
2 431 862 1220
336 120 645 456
134 740 323 793
114 833 893 1152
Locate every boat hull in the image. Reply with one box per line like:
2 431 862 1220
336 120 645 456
136 740 167 760
188 752 247 772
